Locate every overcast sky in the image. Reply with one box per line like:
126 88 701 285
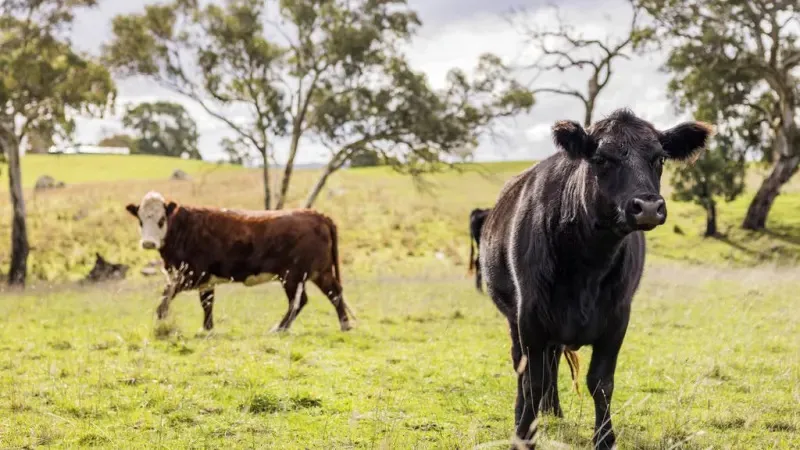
65 0 687 164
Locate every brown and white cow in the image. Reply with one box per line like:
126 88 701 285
125 191 354 332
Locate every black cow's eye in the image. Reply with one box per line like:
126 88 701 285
158 218 166 228
593 155 610 167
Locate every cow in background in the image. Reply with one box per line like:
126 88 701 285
467 207 491 293
480 109 712 449
125 191 355 332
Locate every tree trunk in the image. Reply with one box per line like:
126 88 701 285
6 135 29 287
304 164 337 209
741 154 800 231
704 198 717 237
260 150 271 210
276 130 301 210
584 99 595 128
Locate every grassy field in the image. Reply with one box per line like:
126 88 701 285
0 264 797 449
0 155 799 448
2 156 800 283
0 154 239 189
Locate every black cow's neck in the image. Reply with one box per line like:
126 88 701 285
551 217 628 271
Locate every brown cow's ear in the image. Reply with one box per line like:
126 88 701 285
125 204 139 217
659 121 714 163
552 120 595 159
165 201 178 217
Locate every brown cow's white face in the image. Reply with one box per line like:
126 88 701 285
125 191 177 250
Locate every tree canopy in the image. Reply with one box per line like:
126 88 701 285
0 0 116 286
122 101 202 159
638 0 800 230
103 0 533 209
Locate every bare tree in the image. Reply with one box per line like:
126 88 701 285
511 1 645 127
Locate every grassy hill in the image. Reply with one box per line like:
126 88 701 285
1 155 799 283
0 154 241 189
0 155 798 449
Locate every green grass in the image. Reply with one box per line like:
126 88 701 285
0 264 797 448
2 156 800 283
0 154 241 189
0 156 798 448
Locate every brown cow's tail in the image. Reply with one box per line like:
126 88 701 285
563 347 581 396
328 218 357 321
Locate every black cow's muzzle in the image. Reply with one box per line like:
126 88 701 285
625 194 667 230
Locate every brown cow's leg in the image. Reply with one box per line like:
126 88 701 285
312 273 352 331
199 288 215 330
271 278 309 333
156 283 178 320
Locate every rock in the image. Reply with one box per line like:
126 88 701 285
170 169 191 181
83 253 129 283
34 175 66 191
141 267 159 276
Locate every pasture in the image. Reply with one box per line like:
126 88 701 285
0 156 799 448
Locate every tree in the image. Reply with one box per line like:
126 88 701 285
638 0 800 230
510 0 648 127
220 136 256 166
122 101 201 159
302 53 533 207
98 133 136 151
25 130 53 154
104 0 533 210
348 150 382 168
0 0 115 287
670 127 746 237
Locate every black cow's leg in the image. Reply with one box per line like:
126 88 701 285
509 321 524 428
515 321 548 449
272 278 308 332
587 316 629 450
313 272 352 331
199 288 214 330
156 283 177 320
541 345 563 418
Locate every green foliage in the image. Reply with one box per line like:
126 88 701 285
670 130 746 235
103 0 533 209
219 137 255 166
0 1 116 144
122 101 201 159
97 133 136 150
348 150 382 167
671 137 746 206
638 1 799 169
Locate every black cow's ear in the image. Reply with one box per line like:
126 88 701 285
552 120 595 159
659 121 714 162
125 204 139 217
165 201 178 217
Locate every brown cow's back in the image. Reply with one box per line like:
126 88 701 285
162 206 336 288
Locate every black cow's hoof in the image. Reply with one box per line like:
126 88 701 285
269 324 289 333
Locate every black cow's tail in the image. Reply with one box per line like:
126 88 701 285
328 218 356 321
467 233 476 276
563 347 581 396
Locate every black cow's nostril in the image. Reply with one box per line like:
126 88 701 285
630 198 644 215
656 200 666 217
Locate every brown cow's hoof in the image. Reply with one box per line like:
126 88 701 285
340 321 352 332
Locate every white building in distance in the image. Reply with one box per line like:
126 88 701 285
48 144 130 155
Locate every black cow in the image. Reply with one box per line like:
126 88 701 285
480 109 712 449
467 207 491 293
